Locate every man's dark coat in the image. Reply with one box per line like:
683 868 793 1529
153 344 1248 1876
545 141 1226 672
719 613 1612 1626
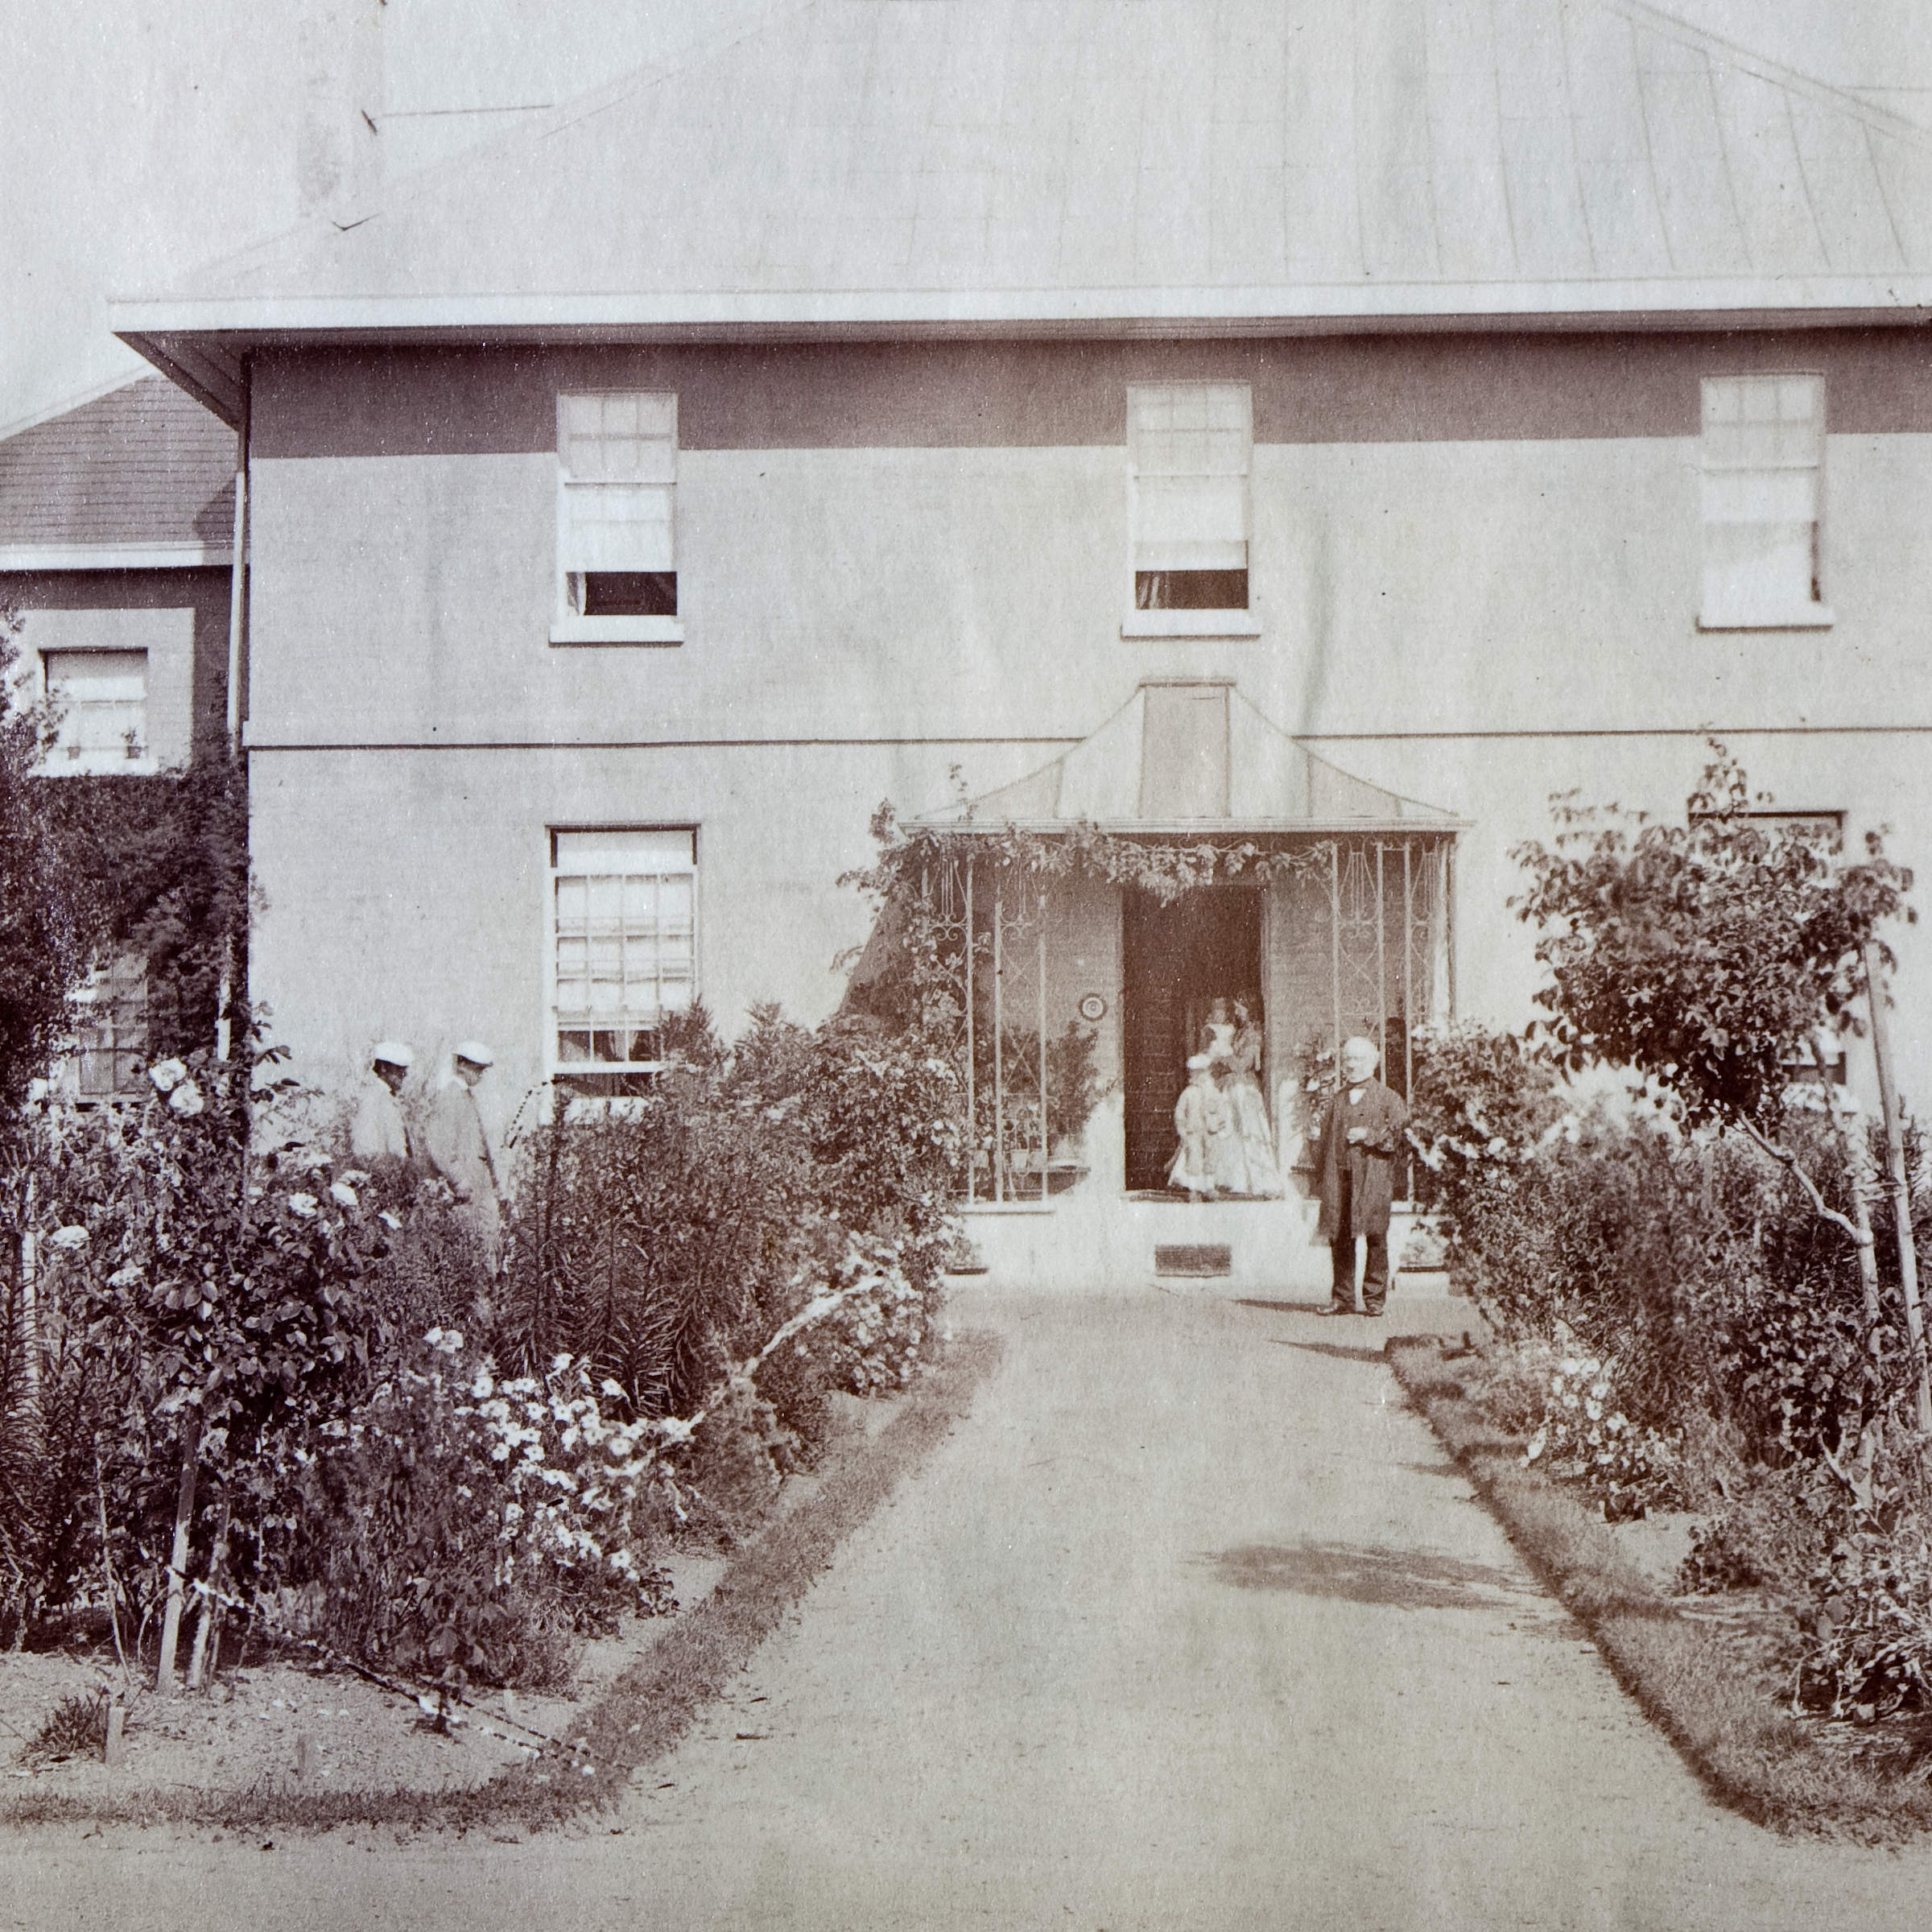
1314 1078 1410 1239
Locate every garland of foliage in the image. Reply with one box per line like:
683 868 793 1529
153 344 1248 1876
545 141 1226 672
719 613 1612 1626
845 800 1404 908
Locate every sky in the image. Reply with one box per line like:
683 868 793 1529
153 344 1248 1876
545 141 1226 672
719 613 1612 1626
2 0 1929 435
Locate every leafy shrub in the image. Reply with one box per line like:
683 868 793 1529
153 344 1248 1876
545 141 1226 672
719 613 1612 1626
1680 1463 1840 1595
291 1329 675 1690
1798 1517 1932 1721
1523 1349 1682 1518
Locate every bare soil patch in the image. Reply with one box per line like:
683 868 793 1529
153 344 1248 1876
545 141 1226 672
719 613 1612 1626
1 1333 999 1833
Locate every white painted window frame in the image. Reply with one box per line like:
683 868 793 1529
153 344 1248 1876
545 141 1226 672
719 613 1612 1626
39 646 157 776
543 826 701 1104
1697 372 1833 632
550 390 685 646
1121 382 1260 640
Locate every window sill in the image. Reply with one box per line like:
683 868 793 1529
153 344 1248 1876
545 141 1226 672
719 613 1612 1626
1697 605 1835 634
550 616 684 646
39 759 161 778
1120 610 1261 640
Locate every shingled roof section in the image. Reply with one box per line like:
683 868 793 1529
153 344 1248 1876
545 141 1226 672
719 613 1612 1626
0 377 235 555
134 0 1932 320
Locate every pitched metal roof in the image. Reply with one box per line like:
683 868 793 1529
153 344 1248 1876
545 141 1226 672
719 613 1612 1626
116 0 1932 419
921 680 1463 832
0 377 235 565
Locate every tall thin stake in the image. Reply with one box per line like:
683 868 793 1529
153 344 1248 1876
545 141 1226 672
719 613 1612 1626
1864 940 1932 1431
993 877 1005 1204
1327 841 1342 1063
1374 841 1388 1077
964 861 976 1205
1038 881 1049 1205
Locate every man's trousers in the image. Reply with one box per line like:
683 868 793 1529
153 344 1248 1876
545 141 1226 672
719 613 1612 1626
1327 1171 1389 1313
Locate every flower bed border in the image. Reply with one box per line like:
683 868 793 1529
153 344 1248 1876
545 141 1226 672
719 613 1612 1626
2 1329 1003 1835
1385 1334 1932 1843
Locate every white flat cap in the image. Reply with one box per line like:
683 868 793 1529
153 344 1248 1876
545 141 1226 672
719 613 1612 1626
371 1040 414 1068
454 1040 495 1067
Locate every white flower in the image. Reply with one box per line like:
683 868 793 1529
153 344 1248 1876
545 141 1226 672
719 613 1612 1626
470 1368 495 1399
1525 1428 1547 1462
551 1352 573 1375
600 1378 625 1399
168 1081 205 1117
148 1058 188 1094
328 1181 360 1210
651 1416 698 1446
378 1210 402 1231
48 1224 91 1250
287 1193 320 1218
425 1327 464 1356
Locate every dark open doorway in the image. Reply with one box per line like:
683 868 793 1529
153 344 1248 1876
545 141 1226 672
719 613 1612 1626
1121 884 1263 1191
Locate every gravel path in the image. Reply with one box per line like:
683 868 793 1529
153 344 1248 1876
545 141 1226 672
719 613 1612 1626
11 1283 1932 1929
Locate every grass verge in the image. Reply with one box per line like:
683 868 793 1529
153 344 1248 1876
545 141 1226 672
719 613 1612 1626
1386 1333 1932 1843
2 1327 1002 1836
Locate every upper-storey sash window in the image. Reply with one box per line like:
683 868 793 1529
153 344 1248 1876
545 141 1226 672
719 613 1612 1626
1129 384 1251 612
1699 374 1830 630
43 649 147 771
557 392 678 620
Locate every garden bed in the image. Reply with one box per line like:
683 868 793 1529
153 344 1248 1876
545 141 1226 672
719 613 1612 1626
1387 1333 1932 1843
0 1329 1000 1833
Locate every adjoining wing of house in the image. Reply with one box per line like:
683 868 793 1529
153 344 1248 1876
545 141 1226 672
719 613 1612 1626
97 0 1932 1261
0 375 240 1097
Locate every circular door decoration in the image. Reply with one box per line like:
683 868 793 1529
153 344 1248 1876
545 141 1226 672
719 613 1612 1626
1078 994 1108 1022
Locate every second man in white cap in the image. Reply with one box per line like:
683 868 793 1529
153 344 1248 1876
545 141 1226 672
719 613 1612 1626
425 1040 502 1264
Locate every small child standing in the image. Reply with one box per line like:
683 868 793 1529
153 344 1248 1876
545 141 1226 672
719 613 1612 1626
1168 1054 1231 1199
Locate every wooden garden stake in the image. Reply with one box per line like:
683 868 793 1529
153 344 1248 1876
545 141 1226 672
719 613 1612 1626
103 1704 125 1768
155 1408 203 1694
1864 940 1932 1432
1810 1035 1882 1329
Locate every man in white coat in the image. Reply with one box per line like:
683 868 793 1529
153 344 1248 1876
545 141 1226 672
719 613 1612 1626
425 1040 502 1263
349 1040 415 1172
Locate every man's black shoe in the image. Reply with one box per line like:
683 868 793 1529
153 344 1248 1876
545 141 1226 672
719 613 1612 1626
1362 1307 1387 1319
1317 1303 1353 1317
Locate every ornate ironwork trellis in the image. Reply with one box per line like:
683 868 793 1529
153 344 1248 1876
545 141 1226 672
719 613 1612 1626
914 854 1051 1204
895 828 1454 1203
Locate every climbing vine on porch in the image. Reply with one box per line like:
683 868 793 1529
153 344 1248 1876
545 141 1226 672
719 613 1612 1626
844 799 1341 909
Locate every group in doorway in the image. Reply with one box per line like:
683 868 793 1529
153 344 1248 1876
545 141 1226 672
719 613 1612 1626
1166 995 1284 1200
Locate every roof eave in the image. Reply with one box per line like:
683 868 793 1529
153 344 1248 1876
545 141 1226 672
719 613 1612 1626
113 275 1932 382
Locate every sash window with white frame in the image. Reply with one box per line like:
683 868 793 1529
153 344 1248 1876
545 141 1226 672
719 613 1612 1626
555 392 679 638
1699 374 1831 630
56 956 149 1100
43 650 148 772
549 828 696 1097
1129 384 1251 612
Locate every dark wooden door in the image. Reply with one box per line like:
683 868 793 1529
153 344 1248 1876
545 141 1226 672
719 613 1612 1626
1121 886 1261 1190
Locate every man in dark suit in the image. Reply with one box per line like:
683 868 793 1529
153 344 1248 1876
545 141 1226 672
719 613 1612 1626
1315 1036 1409 1317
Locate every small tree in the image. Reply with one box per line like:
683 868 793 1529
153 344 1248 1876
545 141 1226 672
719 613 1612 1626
1512 749 1926 1457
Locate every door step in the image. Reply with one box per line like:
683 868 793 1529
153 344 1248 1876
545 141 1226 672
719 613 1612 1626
1154 1243 1232 1278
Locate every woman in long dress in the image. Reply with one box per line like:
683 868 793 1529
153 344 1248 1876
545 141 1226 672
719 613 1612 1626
1224 998 1284 1197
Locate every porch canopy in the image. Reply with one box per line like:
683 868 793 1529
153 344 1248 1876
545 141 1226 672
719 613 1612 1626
919 677 1460 836
901 679 1466 1199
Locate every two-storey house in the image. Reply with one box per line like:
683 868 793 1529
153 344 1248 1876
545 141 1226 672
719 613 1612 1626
109 0 1932 1273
